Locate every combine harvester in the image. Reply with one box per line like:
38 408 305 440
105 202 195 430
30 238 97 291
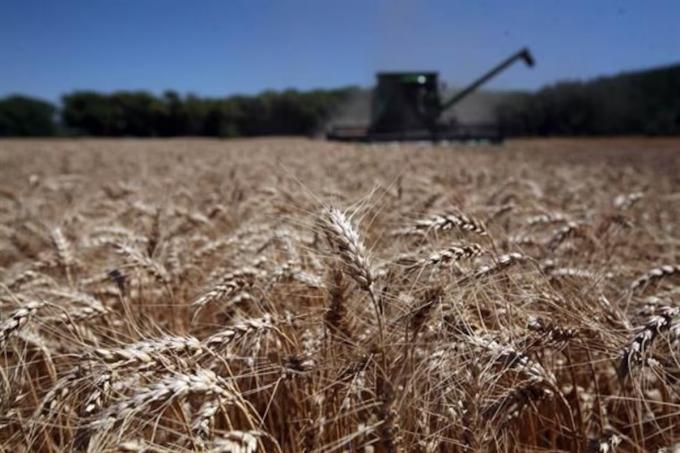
327 48 534 143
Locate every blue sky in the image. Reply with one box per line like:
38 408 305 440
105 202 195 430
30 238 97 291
2 0 679 101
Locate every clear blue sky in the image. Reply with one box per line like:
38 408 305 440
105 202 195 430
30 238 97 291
2 0 679 101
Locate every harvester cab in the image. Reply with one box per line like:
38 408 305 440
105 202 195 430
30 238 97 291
327 48 535 143
370 72 441 135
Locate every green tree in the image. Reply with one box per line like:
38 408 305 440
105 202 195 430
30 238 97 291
62 91 116 136
110 91 164 136
57 86 357 137
0 95 56 136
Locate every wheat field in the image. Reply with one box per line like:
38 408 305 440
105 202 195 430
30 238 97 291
1 137 680 452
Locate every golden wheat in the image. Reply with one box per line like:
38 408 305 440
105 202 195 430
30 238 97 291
1 137 679 452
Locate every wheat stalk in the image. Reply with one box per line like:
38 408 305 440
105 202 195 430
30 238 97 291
318 207 376 294
618 306 679 378
192 267 260 316
317 206 386 346
208 431 263 453
203 314 278 349
0 301 45 349
397 211 487 237
50 227 74 277
401 243 483 272
95 369 229 424
91 336 203 368
630 265 680 293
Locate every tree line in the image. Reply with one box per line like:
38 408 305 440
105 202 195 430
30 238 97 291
0 88 357 137
496 63 680 136
1 63 679 137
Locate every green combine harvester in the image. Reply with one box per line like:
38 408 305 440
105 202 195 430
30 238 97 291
327 48 535 143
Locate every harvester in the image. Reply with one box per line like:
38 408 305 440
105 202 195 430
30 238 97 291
326 48 535 142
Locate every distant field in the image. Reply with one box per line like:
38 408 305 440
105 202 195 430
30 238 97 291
1 138 680 452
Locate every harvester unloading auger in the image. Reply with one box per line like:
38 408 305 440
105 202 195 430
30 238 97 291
326 48 535 143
